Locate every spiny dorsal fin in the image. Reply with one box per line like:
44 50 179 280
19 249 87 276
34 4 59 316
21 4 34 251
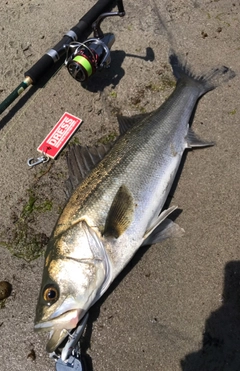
104 185 134 238
186 127 215 148
117 112 154 135
65 144 112 197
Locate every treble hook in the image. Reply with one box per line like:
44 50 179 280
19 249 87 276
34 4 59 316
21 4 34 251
27 154 49 167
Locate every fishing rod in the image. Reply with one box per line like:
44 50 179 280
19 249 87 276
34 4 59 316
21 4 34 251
0 0 125 116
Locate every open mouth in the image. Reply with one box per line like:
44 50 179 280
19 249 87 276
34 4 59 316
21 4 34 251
47 328 70 353
34 309 80 331
34 309 81 352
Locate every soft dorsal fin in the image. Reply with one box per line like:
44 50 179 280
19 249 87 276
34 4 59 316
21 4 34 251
65 144 112 197
117 112 154 135
104 185 134 238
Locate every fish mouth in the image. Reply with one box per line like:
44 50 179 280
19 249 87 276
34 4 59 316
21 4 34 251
34 309 82 352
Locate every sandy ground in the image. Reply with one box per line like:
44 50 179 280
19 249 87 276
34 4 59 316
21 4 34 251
0 0 239 370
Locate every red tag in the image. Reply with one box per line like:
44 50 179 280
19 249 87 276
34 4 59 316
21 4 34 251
37 112 82 159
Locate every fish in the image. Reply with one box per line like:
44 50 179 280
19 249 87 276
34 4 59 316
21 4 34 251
34 53 235 352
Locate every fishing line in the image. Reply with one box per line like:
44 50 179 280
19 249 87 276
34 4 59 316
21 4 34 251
151 0 178 52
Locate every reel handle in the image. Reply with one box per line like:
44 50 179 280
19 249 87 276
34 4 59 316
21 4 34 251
117 0 125 14
92 0 125 38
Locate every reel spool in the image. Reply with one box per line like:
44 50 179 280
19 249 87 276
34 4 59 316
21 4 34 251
64 0 125 83
65 34 115 82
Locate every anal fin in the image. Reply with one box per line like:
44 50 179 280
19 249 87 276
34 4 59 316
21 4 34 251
142 218 185 246
142 205 184 245
186 127 214 148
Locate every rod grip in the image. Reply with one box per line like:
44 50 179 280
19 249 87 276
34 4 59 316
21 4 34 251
25 54 55 84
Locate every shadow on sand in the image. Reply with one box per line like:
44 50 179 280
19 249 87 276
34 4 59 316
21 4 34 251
0 47 154 130
181 261 240 371
80 47 154 93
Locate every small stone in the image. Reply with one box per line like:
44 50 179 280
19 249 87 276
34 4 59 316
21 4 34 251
0 281 12 300
27 349 36 361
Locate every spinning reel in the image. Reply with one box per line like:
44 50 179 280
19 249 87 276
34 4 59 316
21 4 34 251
65 1 125 82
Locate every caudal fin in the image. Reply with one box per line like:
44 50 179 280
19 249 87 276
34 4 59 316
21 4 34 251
169 52 236 96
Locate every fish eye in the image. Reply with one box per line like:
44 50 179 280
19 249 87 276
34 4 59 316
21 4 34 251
43 285 59 304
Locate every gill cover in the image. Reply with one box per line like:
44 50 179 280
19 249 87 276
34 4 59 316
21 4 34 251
34 221 110 331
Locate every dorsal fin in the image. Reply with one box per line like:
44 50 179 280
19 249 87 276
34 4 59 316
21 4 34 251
117 112 154 135
104 185 134 238
65 144 112 197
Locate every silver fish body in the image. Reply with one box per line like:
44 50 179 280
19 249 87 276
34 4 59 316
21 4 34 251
34 54 235 352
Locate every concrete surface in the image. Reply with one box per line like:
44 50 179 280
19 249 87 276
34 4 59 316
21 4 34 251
0 0 239 370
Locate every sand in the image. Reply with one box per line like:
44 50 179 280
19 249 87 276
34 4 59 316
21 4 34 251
0 0 239 370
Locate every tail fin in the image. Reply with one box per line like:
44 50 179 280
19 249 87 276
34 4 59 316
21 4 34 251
169 52 235 96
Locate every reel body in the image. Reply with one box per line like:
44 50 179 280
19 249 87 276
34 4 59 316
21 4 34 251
65 1 125 83
65 33 115 82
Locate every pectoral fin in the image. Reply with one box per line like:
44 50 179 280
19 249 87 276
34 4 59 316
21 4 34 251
142 205 184 245
104 185 134 238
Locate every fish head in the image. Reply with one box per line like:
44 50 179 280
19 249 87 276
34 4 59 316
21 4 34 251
34 220 109 352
